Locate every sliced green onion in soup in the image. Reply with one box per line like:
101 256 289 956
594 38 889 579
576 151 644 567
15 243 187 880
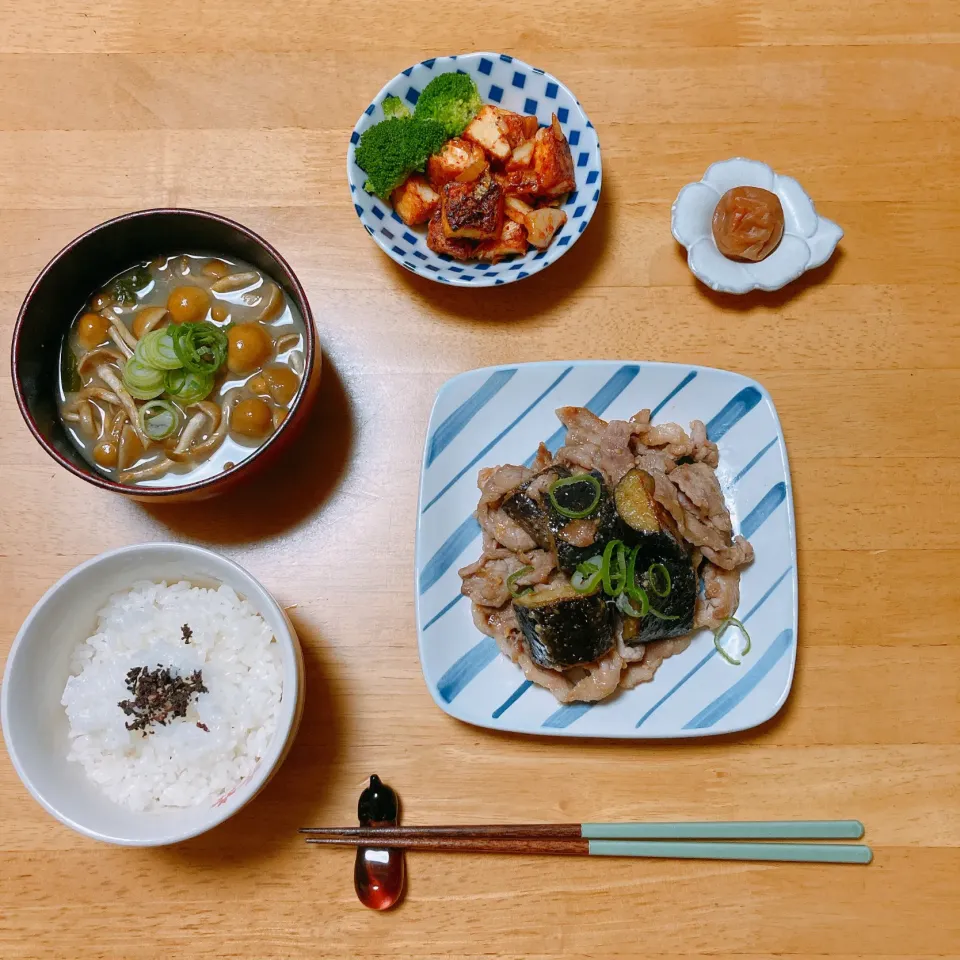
135 328 182 371
138 399 181 440
163 367 214 404
122 357 165 400
171 322 228 374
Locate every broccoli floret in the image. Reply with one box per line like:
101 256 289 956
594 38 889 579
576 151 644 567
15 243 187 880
355 117 449 200
414 72 483 138
381 95 411 119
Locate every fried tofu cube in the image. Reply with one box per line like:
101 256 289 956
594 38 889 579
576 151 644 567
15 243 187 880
427 138 487 189
463 105 512 162
525 207 568 248
496 109 540 148
426 211 475 260
476 219 529 262
505 195 535 226
503 196 567 249
441 173 504 240
499 169 540 198
390 175 441 226
532 115 576 197
505 140 535 171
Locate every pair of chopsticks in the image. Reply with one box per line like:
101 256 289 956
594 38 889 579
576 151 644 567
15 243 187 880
301 820 872 864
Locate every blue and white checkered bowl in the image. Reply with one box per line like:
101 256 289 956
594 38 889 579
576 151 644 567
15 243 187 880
347 53 602 287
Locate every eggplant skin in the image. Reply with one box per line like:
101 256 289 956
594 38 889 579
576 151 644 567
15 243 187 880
614 467 696 641
502 490 555 550
514 584 613 669
548 470 620 574
627 536 697 641
501 466 570 551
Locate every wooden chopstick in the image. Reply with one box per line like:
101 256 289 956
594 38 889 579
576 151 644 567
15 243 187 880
305 836 873 864
299 820 865 841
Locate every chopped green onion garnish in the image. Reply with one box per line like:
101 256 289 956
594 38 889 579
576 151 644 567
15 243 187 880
572 556 603 595
138 399 181 440
171 322 228 374
648 605 680 621
164 367 214 404
647 562 671 597
601 539 627 597
122 357 165 400
547 473 602 519
616 591 646 619
713 616 751 665
507 565 535 599
136 328 182 371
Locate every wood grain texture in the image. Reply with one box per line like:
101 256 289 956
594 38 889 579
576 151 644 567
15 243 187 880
0 0 958 957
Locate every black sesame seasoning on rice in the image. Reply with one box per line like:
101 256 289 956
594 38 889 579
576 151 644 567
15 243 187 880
118 665 208 736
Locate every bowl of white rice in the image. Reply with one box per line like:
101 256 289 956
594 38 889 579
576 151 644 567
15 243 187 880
1 542 304 845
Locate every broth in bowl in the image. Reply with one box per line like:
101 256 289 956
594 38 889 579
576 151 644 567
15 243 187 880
57 254 306 487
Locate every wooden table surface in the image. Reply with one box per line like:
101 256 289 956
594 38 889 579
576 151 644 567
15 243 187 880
2 2 959 958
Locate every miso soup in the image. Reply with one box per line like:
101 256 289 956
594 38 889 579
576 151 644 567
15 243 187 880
57 254 307 487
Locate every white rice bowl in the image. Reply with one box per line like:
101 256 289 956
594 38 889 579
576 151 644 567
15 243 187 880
61 580 283 812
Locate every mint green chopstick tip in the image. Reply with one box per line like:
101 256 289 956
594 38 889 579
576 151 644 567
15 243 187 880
586 840 873 864
580 820 865 841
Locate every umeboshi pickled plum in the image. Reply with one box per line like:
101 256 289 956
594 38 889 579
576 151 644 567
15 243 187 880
711 186 785 262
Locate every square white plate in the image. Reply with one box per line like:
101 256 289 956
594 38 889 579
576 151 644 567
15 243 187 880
415 361 798 738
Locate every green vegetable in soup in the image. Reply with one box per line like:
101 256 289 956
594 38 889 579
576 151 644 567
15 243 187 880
414 73 483 138
355 117 448 200
381 95 411 120
110 265 152 305
60 343 81 393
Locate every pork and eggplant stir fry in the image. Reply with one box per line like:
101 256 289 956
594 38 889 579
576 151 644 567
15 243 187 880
459 407 755 704
355 73 575 263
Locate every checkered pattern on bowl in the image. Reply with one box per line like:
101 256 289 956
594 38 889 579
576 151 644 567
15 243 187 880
347 52 602 287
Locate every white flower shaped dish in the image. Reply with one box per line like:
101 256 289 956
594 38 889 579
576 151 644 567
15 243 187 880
671 158 843 294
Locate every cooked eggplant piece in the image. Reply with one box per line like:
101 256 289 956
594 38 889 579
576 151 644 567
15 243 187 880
503 467 620 573
547 470 620 574
501 465 570 550
514 581 613 669
614 468 696 641
615 467 674 538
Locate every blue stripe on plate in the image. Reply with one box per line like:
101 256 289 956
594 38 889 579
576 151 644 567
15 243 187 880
422 367 574 514
542 702 593 729
740 482 787 539
650 370 698 418
437 637 500 703
734 437 777 483
492 680 532 718
635 565 793 727
418 515 482 595
528 363 642 461
682 628 794 730
426 369 517 467
705 386 762 442
422 593 464 631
